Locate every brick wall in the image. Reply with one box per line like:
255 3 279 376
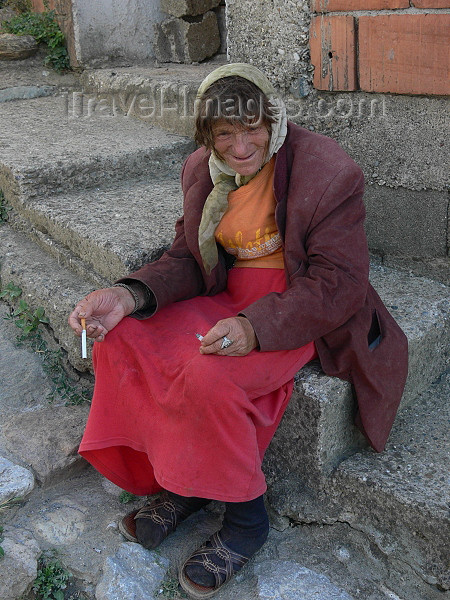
310 1 450 94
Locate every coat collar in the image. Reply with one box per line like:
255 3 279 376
273 122 293 239
274 124 289 203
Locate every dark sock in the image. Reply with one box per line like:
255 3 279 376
135 491 209 549
184 495 269 588
167 491 210 514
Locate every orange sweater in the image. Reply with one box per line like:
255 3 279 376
215 157 284 269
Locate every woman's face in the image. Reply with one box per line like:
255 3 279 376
212 120 270 176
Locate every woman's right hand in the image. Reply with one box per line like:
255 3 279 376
68 287 136 342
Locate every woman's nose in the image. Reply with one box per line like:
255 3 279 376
231 132 251 156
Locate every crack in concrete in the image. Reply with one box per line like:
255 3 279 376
287 514 444 592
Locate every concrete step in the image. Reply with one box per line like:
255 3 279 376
267 372 450 593
3 468 442 600
7 176 184 284
0 95 195 201
0 289 445 600
78 57 227 137
268 372 450 598
264 264 449 485
377 254 450 288
0 49 80 103
0 224 94 372
2 294 440 600
333 371 450 592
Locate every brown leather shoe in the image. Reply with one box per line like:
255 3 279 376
179 531 250 599
118 508 139 543
119 491 208 549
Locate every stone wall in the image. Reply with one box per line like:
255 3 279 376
31 0 226 67
227 1 450 273
155 0 221 63
226 0 312 94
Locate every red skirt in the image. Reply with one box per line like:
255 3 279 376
79 268 316 502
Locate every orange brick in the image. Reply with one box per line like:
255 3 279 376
30 0 57 11
310 15 357 91
412 0 450 7
311 0 409 11
30 0 78 68
359 14 450 95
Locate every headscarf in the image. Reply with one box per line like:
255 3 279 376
196 63 287 274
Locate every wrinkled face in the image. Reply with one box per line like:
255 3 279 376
212 120 271 176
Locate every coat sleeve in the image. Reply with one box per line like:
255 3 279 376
240 165 369 351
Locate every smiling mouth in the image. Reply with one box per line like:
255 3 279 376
232 151 257 162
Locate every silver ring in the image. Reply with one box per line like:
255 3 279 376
221 336 233 349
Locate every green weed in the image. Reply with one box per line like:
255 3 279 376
0 191 11 223
7 298 50 338
43 346 90 406
34 550 71 600
0 497 23 513
3 4 70 72
119 491 139 504
0 525 4 559
0 281 22 301
155 575 187 599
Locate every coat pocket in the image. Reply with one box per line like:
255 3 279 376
368 309 382 351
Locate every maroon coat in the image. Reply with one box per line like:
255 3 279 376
125 122 408 452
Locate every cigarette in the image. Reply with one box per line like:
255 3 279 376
81 317 87 359
195 333 204 341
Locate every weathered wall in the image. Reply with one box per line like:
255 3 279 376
154 0 222 64
32 0 227 67
226 0 311 94
226 1 450 270
72 0 163 66
32 0 164 67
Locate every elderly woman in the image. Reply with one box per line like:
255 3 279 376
69 63 407 598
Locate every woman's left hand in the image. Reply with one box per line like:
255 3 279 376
199 316 258 356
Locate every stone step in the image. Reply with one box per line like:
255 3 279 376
334 372 450 592
268 372 450 593
7 176 184 285
264 264 449 486
0 222 448 600
0 302 90 488
78 58 227 136
0 225 95 373
0 49 80 102
378 255 450 288
5 467 440 600
0 95 196 201
0 299 445 600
